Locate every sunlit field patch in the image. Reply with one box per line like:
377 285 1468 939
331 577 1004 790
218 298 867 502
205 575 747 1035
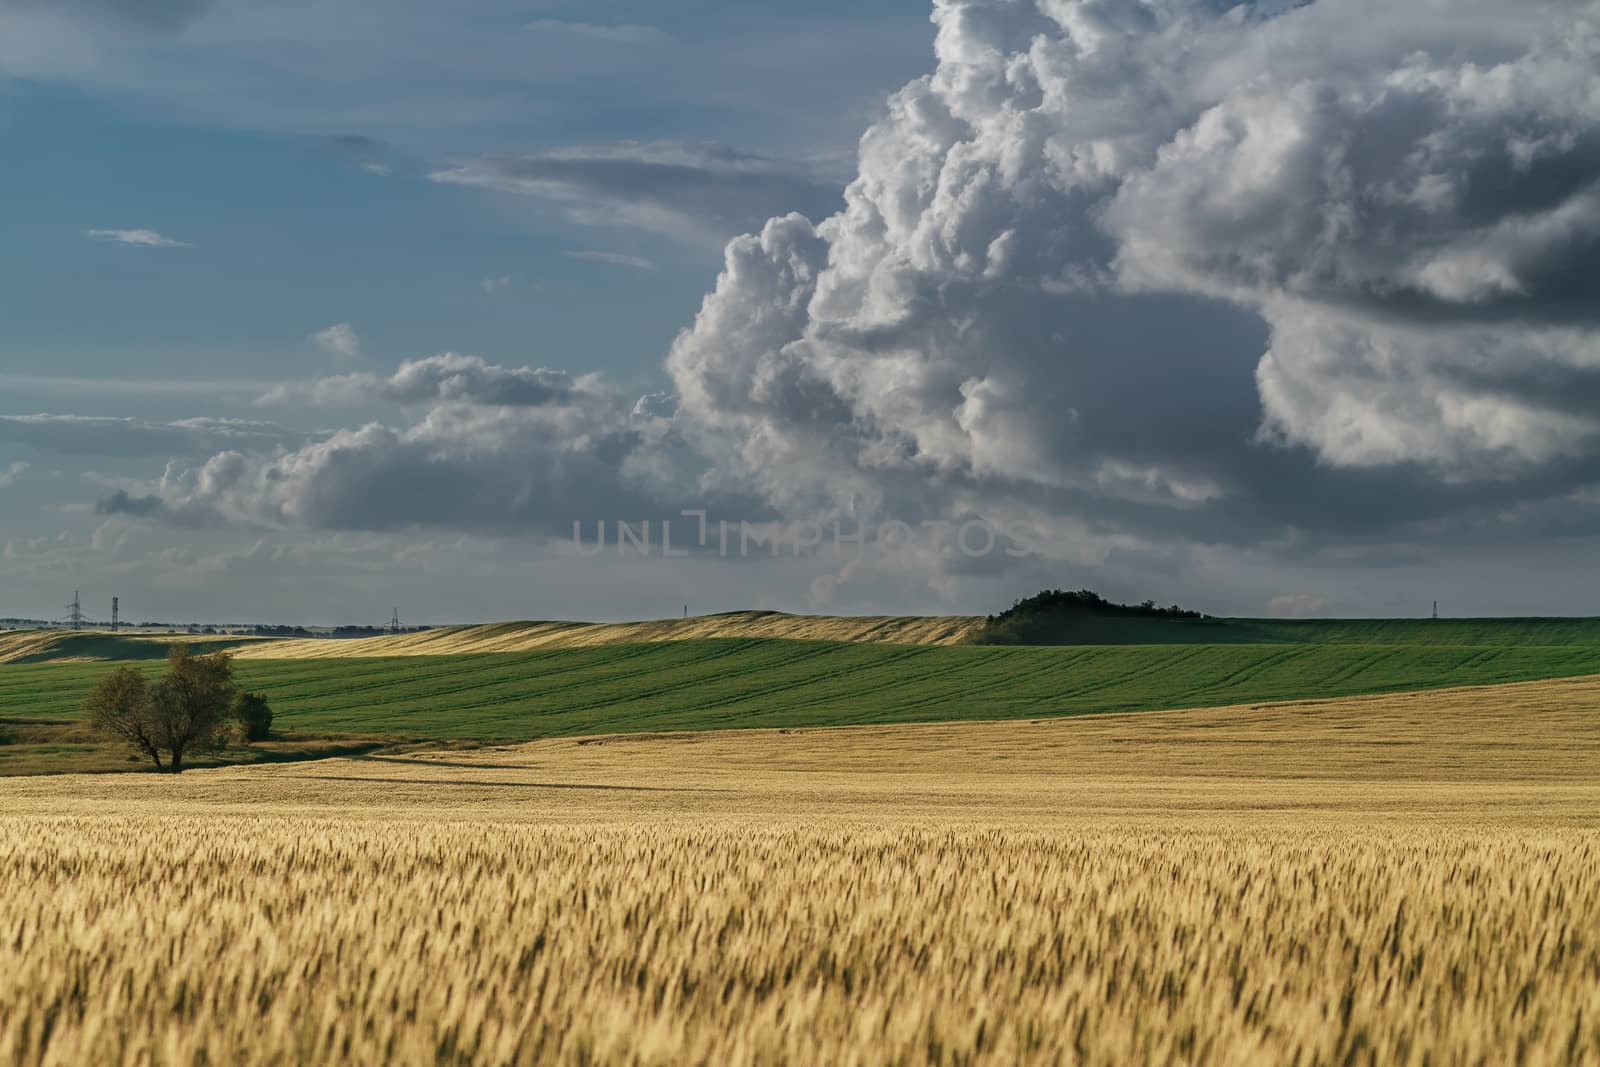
3 676 1598 1065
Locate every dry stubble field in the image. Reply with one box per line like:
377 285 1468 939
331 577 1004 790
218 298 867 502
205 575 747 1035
2 676 1599 1065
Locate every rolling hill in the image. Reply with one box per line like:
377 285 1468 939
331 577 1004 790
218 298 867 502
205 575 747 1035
6 637 1600 742
8 613 1599 667
0 631 248 666
225 612 985 659
229 612 1600 660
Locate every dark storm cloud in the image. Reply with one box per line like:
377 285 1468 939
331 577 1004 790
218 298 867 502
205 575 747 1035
96 490 167 518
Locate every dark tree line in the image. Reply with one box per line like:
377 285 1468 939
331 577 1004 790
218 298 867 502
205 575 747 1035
972 589 1207 646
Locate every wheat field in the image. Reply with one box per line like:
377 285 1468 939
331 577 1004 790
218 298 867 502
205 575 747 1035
227 612 985 659
3 676 1599 1065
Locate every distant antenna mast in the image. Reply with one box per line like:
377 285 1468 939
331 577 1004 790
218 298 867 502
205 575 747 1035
112 596 120 633
684 604 688 619
389 608 401 636
1432 600 1439 620
65 591 84 630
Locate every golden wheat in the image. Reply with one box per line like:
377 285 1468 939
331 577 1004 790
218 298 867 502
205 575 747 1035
2 678 1598 1065
227 611 983 660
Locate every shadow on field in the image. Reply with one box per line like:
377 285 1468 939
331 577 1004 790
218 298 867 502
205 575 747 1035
0 719 397 777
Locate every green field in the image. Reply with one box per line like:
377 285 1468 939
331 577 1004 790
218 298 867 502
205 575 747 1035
4 634 1600 745
975 614 1600 646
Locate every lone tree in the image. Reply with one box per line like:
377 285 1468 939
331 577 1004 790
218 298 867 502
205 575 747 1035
83 645 238 773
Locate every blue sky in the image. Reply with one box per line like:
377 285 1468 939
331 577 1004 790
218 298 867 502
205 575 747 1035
3 1 1598 625
0 1 937 623
0 5 933 394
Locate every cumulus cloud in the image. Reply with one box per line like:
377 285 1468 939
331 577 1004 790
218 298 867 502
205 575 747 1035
428 141 843 242
90 351 731 538
84 228 188 248
260 353 579 409
664 0 1600 539
311 323 362 359
91 0 1600 583
102 379 697 536
0 462 28 489
632 393 679 419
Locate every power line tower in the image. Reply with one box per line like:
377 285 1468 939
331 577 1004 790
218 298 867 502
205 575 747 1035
65 591 84 630
112 596 120 633
389 608 401 636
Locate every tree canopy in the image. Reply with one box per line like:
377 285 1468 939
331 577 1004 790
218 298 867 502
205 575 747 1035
82 645 239 773
972 589 1207 646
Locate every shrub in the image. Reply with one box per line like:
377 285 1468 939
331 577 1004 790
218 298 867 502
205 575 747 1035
231 692 274 743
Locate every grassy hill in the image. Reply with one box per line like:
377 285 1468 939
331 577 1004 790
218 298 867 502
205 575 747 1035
227 612 983 659
230 613 1600 660
0 630 249 665
5 637 1600 743
1088 616 1600 646
8 614 1598 666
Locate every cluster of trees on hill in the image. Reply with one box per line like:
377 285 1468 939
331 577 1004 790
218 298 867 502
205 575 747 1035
82 646 273 773
972 589 1206 646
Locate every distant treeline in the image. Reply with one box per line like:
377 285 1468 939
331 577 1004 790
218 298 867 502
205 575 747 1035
237 625 433 638
971 589 1206 646
0 620 431 637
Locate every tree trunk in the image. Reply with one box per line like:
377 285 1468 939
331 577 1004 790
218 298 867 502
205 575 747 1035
147 748 164 773
169 747 184 774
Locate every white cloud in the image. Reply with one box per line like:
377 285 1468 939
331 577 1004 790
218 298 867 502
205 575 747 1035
1253 307 1600 475
632 393 678 419
428 141 841 243
102 371 690 535
77 0 1600 602
84 228 188 248
480 276 513 294
0 462 29 489
311 323 361 360
567 250 656 272
260 353 578 409
663 0 1600 525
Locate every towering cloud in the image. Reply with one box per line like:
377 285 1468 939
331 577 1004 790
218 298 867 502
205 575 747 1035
669 0 1600 525
98 0 1600 574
